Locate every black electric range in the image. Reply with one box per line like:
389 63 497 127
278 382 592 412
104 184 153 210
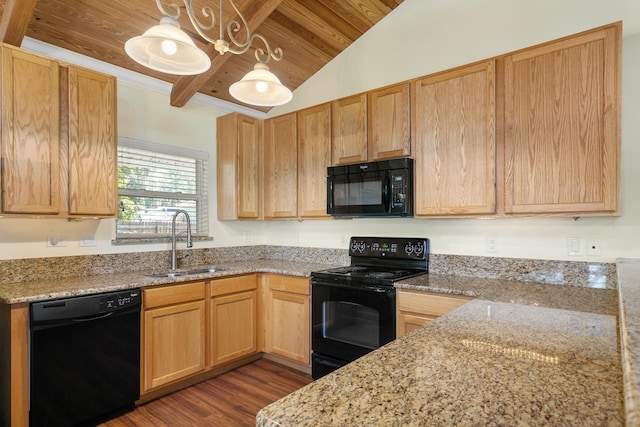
310 236 429 379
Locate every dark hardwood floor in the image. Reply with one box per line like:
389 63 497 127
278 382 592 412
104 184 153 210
100 359 312 427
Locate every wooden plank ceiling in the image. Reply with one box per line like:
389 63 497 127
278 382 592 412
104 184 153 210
0 0 403 111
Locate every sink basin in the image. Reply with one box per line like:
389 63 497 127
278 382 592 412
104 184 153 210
146 267 226 278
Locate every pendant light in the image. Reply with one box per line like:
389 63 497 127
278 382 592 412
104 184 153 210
125 16 210 75
124 0 292 107
229 63 293 107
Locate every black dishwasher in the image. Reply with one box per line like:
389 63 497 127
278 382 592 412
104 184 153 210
30 289 141 426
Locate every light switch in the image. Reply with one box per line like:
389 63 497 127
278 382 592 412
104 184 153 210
567 237 583 256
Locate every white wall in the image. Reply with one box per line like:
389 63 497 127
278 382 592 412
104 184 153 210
0 0 638 262
261 0 640 263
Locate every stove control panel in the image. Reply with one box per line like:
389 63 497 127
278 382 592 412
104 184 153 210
349 237 429 260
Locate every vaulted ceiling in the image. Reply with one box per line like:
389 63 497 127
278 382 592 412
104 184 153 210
0 0 404 112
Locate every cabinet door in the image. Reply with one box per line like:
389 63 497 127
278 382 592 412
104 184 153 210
331 94 367 165
1 46 60 214
263 275 310 365
368 83 410 161
397 312 434 337
413 61 496 216
143 300 206 391
217 113 262 220
504 24 620 215
397 289 470 338
297 103 331 218
67 66 117 216
210 290 257 366
237 115 262 219
264 113 297 219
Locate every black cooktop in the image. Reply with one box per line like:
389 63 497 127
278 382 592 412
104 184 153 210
311 237 430 286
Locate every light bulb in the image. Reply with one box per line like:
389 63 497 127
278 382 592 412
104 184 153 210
255 81 268 93
161 39 177 55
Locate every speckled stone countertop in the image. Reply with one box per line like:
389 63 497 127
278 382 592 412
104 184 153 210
617 259 640 426
257 274 622 427
0 260 339 304
0 256 628 426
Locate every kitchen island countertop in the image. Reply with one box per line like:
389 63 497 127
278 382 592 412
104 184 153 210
257 271 624 426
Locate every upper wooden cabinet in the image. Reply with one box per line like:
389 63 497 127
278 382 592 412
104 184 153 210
217 23 621 221
67 66 117 216
1 45 61 214
297 103 331 218
264 113 297 219
503 23 621 215
263 108 331 220
368 83 410 161
217 113 262 220
0 44 118 218
413 61 496 216
331 94 367 165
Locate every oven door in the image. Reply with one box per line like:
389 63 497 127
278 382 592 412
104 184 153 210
311 279 396 365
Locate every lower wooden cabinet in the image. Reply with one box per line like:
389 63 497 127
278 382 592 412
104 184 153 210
210 275 258 366
142 282 206 392
262 275 310 366
141 274 310 394
397 289 471 337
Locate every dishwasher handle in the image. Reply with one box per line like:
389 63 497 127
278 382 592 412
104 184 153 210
72 311 114 322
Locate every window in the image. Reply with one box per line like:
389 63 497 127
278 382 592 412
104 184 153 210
116 137 209 240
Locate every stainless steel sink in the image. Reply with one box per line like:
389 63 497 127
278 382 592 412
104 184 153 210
145 267 226 278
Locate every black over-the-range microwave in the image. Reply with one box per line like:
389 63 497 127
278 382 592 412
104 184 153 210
326 158 413 217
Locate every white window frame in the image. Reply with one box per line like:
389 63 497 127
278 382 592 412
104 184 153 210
115 137 209 241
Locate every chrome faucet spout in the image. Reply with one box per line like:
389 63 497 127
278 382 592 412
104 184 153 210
171 209 192 270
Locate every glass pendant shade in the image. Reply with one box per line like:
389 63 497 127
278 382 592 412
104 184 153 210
125 17 210 75
229 63 293 107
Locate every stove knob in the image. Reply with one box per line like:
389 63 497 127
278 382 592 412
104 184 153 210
405 244 414 255
414 244 424 255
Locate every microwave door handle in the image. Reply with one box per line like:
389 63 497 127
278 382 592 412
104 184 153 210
383 171 391 212
327 179 334 210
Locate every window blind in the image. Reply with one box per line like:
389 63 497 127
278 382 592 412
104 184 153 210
116 137 209 237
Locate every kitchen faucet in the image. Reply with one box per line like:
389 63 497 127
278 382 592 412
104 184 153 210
171 209 193 270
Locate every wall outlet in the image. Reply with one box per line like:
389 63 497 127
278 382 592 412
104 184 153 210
567 237 583 256
486 236 499 253
586 239 601 256
47 236 67 247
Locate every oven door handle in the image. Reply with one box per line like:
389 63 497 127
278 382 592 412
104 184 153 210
365 285 389 293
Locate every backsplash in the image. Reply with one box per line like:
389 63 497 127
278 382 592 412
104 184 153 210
0 246 616 289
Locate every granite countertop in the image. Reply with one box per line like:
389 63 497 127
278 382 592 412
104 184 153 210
0 257 631 425
257 274 623 427
617 259 640 426
0 260 338 304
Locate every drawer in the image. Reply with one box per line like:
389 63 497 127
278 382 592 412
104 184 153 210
210 274 257 297
144 281 206 309
265 274 309 295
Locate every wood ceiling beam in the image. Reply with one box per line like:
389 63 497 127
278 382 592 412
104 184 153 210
0 0 37 46
170 0 283 107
